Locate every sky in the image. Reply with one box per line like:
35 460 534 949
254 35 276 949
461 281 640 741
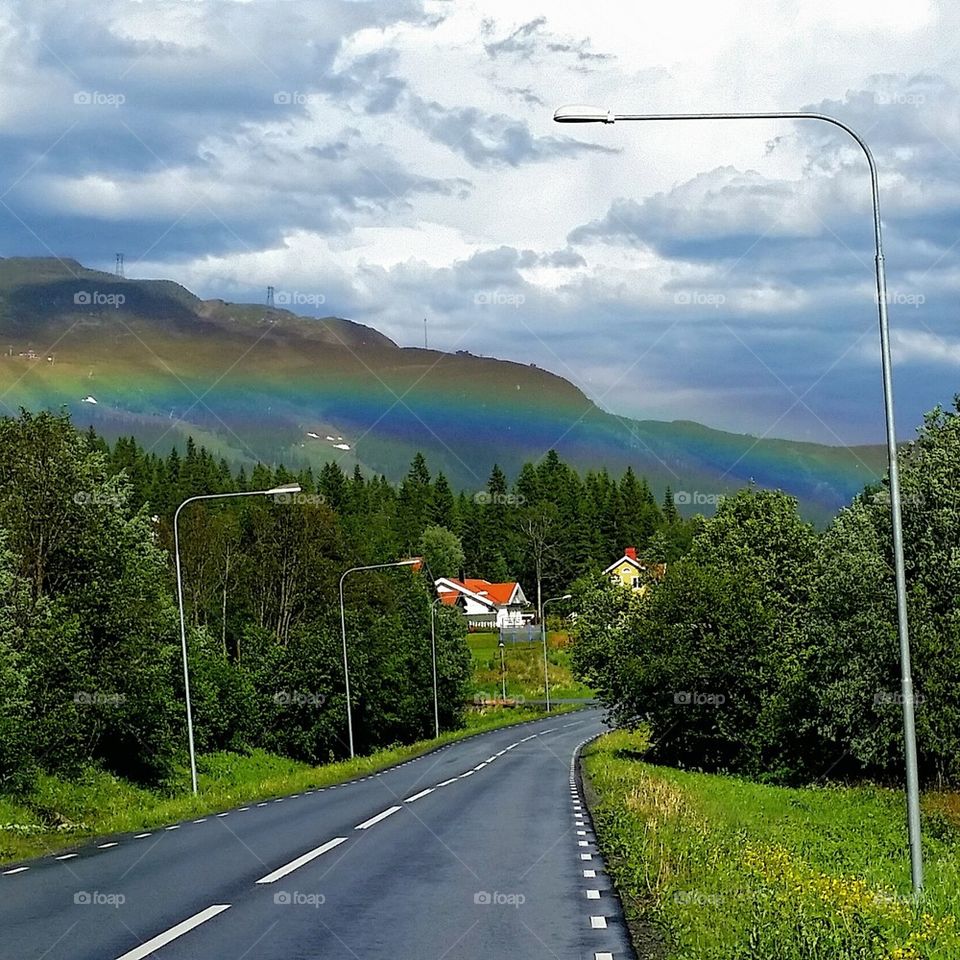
0 0 957 446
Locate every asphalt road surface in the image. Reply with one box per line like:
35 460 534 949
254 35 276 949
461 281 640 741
1 709 634 959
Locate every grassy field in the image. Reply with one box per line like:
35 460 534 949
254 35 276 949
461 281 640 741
0 706 578 866
468 631 594 701
582 729 960 960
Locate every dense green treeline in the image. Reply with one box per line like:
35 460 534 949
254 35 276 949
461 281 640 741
573 399 960 787
0 409 692 795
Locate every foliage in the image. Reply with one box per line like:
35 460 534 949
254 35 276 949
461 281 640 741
582 729 960 960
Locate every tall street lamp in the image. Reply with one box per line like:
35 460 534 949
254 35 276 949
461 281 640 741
339 558 421 758
554 104 923 894
429 597 443 740
174 482 301 795
541 594 572 712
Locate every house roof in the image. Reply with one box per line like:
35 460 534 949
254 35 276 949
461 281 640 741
603 554 666 578
435 578 525 609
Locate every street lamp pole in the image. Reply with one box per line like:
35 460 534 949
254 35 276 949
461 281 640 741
339 558 421 759
430 597 442 739
554 105 923 894
498 640 506 701
174 482 301 795
541 594 572 712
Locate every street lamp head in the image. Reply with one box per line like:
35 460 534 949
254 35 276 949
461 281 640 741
554 104 614 124
266 483 302 496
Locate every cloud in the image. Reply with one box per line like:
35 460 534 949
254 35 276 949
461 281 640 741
481 16 612 68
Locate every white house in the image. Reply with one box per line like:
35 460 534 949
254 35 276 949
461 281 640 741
435 577 530 628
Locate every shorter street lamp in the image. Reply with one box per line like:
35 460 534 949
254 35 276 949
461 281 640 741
175 482 301 795
339 558 422 758
541 594 572 712
498 639 507 701
429 597 443 739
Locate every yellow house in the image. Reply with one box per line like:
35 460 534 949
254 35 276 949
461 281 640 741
603 547 666 595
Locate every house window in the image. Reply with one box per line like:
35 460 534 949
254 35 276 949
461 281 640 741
631 576 641 588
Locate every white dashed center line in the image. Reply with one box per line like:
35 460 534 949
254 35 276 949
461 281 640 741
355 806 402 830
255 837 348 884
404 788 434 803
113 903 231 960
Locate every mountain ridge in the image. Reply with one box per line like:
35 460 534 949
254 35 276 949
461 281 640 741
0 257 886 521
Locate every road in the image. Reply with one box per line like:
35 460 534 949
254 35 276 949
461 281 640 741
1 709 633 959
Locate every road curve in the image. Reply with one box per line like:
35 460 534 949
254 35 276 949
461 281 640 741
1 709 634 960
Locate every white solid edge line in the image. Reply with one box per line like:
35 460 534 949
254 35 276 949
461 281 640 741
113 904 231 960
355 806 402 830
255 837 348 884
404 788 434 803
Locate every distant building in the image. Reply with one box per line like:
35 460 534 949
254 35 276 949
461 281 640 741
435 577 530 628
603 547 665 595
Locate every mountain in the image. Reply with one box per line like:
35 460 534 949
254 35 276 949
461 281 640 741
0 257 885 521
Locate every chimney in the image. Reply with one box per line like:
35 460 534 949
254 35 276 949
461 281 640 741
625 546 637 560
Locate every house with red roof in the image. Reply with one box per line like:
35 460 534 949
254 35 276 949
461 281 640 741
434 577 530 629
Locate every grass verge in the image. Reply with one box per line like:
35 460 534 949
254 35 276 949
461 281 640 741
468 631 594 701
0 704 580 865
581 728 960 960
